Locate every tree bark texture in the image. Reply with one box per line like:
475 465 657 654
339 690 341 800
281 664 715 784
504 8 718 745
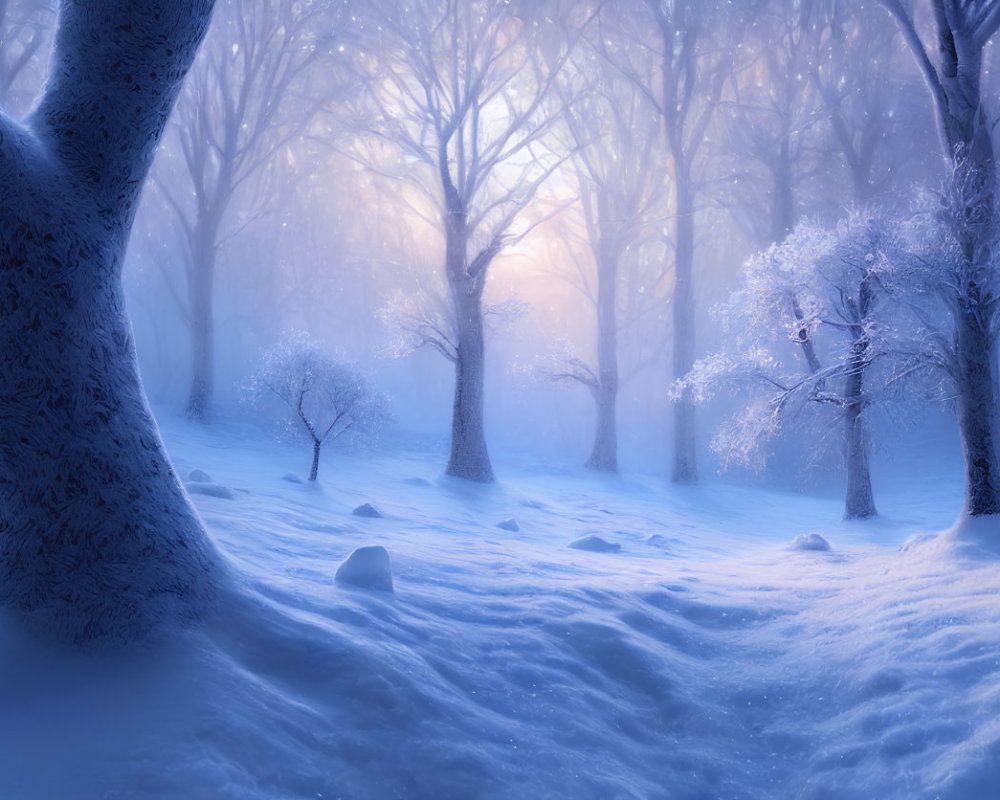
843 395 876 520
0 0 220 643
904 10 1000 516
954 304 1000 515
444 211 494 482
309 439 321 482
842 353 876 519
946 81 1000 515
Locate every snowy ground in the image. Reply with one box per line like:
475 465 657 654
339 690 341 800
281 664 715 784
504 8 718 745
2 413 999 799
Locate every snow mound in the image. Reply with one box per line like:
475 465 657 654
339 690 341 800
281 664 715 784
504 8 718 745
282 473 304 484
792 532 831 551
940 514 1000 559
28 414 995 800
334 545 394 592
496 518 519 532
352 503 383 518
187 469 213 483
401 477 431 487
568 534 621 553
903 515 1000 560
185 482 234 500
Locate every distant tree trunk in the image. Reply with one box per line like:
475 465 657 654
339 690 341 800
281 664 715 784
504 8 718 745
671 166 697 484
586 241 619 472
309 439 321 481
187 230 216 421
0 0 220 643
771 139 795 242
445 210 494 482
184 190 227 422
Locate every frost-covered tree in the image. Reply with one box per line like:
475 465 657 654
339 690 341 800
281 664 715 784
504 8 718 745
246 332 389 481
155 0 347 421
0 0 220 642
684 210 917 519
352 0 587 482
878 0 1000 517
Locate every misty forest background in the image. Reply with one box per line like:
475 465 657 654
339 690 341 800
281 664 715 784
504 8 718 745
0 0 987 514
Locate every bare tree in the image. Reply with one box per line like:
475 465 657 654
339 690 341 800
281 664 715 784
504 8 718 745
717 0 830 247
353 0 586 482
811 0 906 203
603 0 748 484
0 0 219 643
155 0 346 421
547 41 667 471
878 0 1000 517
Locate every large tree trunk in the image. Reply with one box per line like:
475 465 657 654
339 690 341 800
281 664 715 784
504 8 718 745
946 139 1000 516
586 243 619 472
954 306 1000 515
771 139 795 243
878 1 1000 516
0 0 220 643
186 228 216 421
671 168 697 484
445 213 493 483
910 17 1000 517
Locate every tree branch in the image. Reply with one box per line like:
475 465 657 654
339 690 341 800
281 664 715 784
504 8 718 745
877 0 951 150
32 0 216 215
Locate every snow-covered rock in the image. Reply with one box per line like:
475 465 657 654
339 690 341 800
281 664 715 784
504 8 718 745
334 546 394 593
792 532 831 551
282 473 304 484
496 518 519 532
186 483 235 500
187 469 213 483
353 503 383 518
568 535 621 553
